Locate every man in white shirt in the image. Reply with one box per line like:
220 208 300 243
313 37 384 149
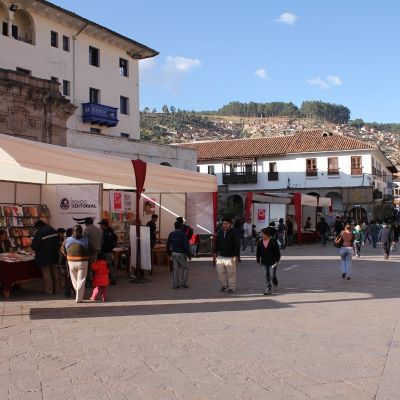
242 218 254 253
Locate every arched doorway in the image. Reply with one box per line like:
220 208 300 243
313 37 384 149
226 194 244 217
348 207 367 222
12 9 35 44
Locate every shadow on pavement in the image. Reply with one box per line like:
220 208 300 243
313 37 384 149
30 296 290 319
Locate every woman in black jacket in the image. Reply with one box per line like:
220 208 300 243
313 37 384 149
256 227 281 295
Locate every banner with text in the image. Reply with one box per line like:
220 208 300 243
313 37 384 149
56 184 101 228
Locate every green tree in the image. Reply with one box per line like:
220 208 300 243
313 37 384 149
162 105 169 113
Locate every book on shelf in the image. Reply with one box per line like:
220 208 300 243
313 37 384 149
3 206 12 217
11 206 24 217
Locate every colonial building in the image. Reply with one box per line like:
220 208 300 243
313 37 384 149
179 130 397 221
0 0 196 169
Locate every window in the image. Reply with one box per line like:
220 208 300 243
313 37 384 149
327 157 339 175
208 165 215 175
90 127 101 134
120 96 129 115
351 156 362 175
11 25 18 39
51 30 58 47
89 46 100 67
62 35 70 51
16 67 31 75
268 162 278 180
119 58 128 77
306 158 317 177
62 80 70 96
89 88 100 104
120 132 130 138
2 22 7 36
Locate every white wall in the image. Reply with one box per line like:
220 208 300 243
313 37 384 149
199 151 381 191
0 4 140 139
67 131 197 170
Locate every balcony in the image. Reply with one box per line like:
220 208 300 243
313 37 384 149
306 169 318 177
328 168 339 176
222 172 257 184
351 167 363 176
82 103 118 127
268 171 279 181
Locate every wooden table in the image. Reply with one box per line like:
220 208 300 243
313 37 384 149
113 247 130 276
0 258 42 299
152 244 170 273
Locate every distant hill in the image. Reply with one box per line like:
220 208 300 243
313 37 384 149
140 103 400 165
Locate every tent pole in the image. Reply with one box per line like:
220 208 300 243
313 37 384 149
131 160 147 282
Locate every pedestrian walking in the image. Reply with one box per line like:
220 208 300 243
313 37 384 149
214 217 240 294
242 218 254 253
334 216 344 236
370 220 381 248
256 227 281 295
316 217 330 246
233 219 244 261
378 223 392 260
353 225 362 258
277 218 286 249
167 220 191 288
31 220 60 295
89 253 110 302
339 224 355 280
62 225 90 303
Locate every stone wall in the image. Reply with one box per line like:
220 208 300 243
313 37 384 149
0 68 76 145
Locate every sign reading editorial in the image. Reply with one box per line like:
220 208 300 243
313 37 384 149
56 184 101 228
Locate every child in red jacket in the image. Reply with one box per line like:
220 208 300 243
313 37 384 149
89 253 110 302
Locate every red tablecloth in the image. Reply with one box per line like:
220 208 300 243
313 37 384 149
0 260 42 295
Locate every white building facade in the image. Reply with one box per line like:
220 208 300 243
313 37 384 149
0 0 196 170
181 130 397 221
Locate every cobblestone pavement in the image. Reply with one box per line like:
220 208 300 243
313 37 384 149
1 243 400 399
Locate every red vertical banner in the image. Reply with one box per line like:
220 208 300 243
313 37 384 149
245 192 253 220
293 192 302 245
212 191 218 266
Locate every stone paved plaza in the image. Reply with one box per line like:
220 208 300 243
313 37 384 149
1 243 400 399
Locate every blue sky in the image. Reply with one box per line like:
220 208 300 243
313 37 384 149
52 1 400 122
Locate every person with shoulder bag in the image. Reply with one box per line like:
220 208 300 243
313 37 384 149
339 224 354 280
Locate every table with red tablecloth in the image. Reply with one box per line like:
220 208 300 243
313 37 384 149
296 230 318 244
0 255 42 299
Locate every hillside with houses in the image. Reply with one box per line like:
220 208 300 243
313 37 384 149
140 112 400 165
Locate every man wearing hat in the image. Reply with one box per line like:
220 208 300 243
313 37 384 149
214 217 240 293
99 219 117 284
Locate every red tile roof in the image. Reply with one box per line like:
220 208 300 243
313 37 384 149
178 130 376 161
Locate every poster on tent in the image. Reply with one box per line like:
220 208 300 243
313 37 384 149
140 194 160 225
130 225 152 271
56 184 100 228
110 190 135 212
253 203 270 231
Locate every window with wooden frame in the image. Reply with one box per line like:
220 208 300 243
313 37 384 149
351 156 362 175
327 157 339 175
306 158 317 176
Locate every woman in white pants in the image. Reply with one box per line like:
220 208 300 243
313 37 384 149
62 225 90 303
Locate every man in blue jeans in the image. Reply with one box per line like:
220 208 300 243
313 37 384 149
167 220 191 289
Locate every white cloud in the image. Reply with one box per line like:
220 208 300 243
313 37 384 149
255 68 268 80
140 55 202 94
276 12 298 25
307 75 343 90
164 56 201 72
326 75 342 86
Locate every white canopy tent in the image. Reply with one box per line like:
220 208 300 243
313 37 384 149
0 134 216 193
